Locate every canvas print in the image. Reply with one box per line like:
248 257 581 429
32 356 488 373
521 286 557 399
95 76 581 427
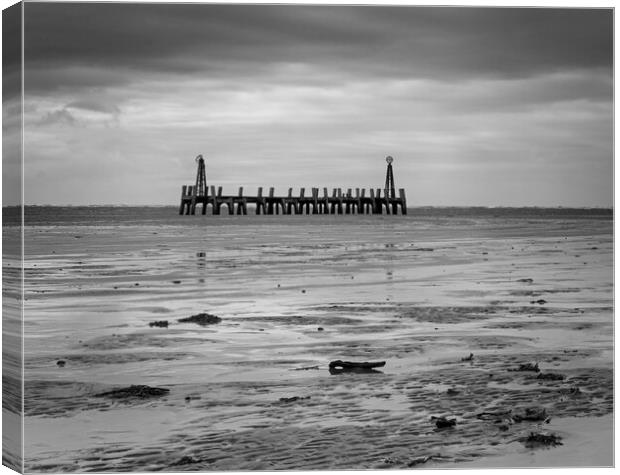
2 2 614 472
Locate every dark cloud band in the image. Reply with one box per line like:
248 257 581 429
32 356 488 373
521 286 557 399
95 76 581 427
22 4 612 89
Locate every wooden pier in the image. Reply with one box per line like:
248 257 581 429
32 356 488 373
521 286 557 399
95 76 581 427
178 156 407 216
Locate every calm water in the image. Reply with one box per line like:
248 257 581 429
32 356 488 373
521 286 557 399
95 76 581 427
2 205 613 227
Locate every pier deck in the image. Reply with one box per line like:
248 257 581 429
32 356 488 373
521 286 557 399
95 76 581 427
179 185 407 215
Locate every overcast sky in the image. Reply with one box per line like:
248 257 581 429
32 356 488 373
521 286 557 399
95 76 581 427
4 3 613 206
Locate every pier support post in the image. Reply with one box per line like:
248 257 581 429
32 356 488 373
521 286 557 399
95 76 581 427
210 186 219 215
256 187 265 215
312 188 319 214
179 185 187 215
236 187 247 215
267 188 275 214
374 189 382 214
185 186 194 215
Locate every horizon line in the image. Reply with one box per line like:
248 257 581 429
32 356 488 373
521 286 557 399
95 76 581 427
2 204 614 210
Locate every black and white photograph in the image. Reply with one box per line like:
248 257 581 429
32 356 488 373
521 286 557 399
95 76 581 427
2 1 614 472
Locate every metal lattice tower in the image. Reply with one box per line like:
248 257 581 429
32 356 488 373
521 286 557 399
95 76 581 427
194 155 207 197
384 156 395 199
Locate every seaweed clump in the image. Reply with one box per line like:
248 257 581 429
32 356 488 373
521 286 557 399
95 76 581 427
509 362 540 373
178 313 221 326
537 372 565 381
521 432 563 448
94 385 170 400
513 406 548 422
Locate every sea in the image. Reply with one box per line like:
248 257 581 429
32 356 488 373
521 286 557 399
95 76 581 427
3 205 613 227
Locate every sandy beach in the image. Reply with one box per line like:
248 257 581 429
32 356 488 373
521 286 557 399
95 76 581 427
16 209 613 471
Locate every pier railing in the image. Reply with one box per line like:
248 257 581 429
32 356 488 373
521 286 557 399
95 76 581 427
179 185 407 215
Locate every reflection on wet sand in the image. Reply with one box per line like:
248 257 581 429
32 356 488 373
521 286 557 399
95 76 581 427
20 214 613 471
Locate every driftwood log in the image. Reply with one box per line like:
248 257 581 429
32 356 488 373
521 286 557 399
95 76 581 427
329 360 385 370
328 360 386 374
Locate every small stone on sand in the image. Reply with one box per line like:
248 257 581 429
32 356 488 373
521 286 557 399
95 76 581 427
149 320 169 328
171 456 200 466
431 416 456 428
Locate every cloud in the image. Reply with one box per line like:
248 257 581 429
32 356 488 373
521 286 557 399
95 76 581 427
67 98 120 117
10 4 613 206
37 108 77 126
22 5 612 90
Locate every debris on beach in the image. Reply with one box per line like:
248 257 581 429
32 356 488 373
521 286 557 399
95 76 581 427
171 456 201 466
530 299 547 305
513 406 548 423
317 327 324 331
431 416 456 428
520 432 563 448
279 396 311 403
178 313 221 326
560 386 581 396
172 280 181 284
94 385 170 400
446 388 460 395
407 454 442 467
461 352 474 362
509 362 540 372
517 278 534 283
292 365 320 371
476 409 512 421
328 360 386 373
537 372 565 381
56 360 66 367
149 320 169 328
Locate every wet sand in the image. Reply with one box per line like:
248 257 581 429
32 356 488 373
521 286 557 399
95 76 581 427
19 214 613 471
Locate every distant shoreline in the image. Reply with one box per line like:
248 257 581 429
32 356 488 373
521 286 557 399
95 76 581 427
3 205 614 210
2 205 613 228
